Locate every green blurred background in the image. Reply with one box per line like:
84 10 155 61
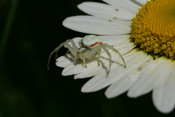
0 0 174 116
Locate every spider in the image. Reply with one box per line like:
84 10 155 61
47 35 126 73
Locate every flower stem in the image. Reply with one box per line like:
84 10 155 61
0 0 18 62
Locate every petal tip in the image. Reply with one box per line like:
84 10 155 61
105 91 114 99
61 69 71 76
81 84 93 93
81 87 87 93
74 75 79 80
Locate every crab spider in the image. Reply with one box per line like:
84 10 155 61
47 35 126 73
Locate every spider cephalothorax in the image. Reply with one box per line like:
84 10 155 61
47 35 126 73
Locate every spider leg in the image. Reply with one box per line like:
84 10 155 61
55 51 58 60
63 50 77 65
55 47 70 60
69 40 79 65
103 43 126 68
48 41 67 70
64 43 78 64
97 51 100 66
86 46 101 67
64 43 76 56
70 39 78 54
55 49 70 60
87 46 101 58
78 42 82 48
64 50 70 55
101 45 112 74
47 39 77 70
83 58 87 68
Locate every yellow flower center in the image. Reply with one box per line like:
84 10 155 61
130 0 175 59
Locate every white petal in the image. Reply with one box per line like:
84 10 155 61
81 65 125 93
62 56 99 76
81 50 151 93
99 36 135 54
102 0 140 14
63 16 131 35
118 0 141 10
100 35 129 41
78 2 136 20
153 65 175 113
112 20 132 26
62 57 101 76
55 37 82 68
105 70 140 98
135 0 148 5
99 35 130 45
128 58 172 98
56 55 73 68
74 68 99 79
62 64 83 76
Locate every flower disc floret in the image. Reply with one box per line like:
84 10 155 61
131 0 175 59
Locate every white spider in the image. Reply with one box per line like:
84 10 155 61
47 35 126 73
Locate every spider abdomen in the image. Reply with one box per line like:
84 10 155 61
82 35 103 49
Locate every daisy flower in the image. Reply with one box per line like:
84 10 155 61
54 0 175 114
